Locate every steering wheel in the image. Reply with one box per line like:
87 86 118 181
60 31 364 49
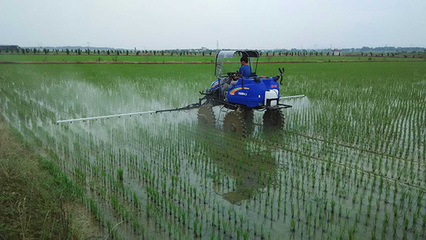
226 72 238 77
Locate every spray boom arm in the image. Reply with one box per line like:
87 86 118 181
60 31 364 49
55 103 200 124
55 94 304 124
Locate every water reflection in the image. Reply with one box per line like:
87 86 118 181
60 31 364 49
196 128 277 204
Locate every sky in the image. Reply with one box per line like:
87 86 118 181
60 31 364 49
0 0 425 50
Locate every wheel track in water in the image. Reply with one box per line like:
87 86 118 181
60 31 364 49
285 130 424 165
282 130 425 186
249 131 425 192
252 121 423 165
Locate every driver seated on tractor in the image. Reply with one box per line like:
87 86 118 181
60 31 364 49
223 56 252 101
233 56 252 82
238 56 252 78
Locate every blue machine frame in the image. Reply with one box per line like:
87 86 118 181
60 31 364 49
209 50 285 109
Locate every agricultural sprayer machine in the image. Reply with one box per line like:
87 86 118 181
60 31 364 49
56 50 304 137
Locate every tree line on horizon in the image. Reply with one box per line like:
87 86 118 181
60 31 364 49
1 47 425 58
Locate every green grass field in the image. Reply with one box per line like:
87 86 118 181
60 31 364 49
0 61 425 239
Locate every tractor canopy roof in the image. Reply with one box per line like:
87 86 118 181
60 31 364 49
215 50 259 78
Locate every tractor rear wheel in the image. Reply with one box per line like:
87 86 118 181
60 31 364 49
263 109 285 129
198 104 215 127
224 111 246 137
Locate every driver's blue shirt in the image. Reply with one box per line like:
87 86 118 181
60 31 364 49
238 65 252 78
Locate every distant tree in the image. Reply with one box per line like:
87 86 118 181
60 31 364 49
77 49 82 55
97 50 100 55
33 48 37 54
107 50 110 55
86 49 90 55
21 49 25 54
116 50 120 55
126 50 129 55
136 51 140 56
43 48 49 55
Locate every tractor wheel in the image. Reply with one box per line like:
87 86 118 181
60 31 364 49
263 109 285 129
240 108 254 126
224 111 246 137
198 104 215 127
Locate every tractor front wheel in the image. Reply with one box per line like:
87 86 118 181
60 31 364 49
198 104 215 127
223 111 246 137
240 108 254 126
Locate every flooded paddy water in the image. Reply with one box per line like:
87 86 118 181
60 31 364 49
0 63 425 239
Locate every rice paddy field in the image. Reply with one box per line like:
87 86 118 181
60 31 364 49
0 61 425 239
